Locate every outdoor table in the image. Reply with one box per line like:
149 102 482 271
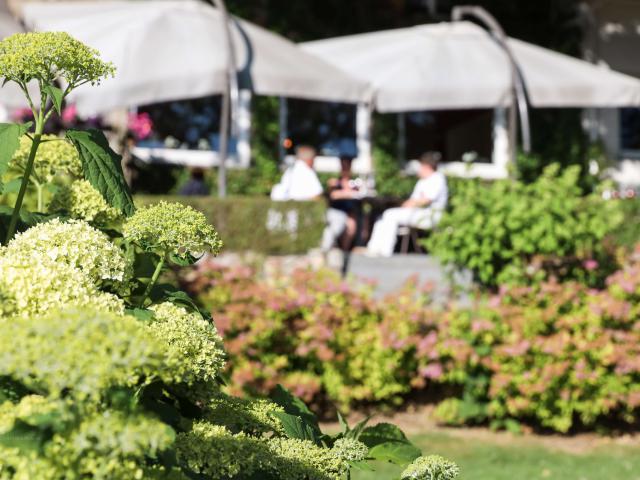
356 195 402 246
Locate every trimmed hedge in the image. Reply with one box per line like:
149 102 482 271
135 195 326 255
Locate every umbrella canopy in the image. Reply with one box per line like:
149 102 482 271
302 21 640 112
18 0 367 116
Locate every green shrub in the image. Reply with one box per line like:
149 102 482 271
427 164 624 287
136 195 325 255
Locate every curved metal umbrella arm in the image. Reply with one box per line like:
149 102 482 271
212 0 239 131
211 0 239 197
452 5 531 154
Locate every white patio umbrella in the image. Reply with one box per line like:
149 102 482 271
303 20 640 177
302 21 640 112
18 0 368 116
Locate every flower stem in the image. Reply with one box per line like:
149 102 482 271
141 255 165 306
35 182 44 212
5 119 43 244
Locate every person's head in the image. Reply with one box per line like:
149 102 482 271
190 167 205 181
418 151 441 178
339 155 354 176
296 145 317 168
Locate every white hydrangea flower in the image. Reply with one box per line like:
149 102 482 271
48 180 122 225
401 455 460 480
0 253 123 318
331 438 369 462
148 302 226 384
4 219 129 286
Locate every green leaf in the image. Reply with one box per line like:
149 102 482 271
271 412 320 444
66 128 135 216
348 460 376 471
0 122 30 194
125 307 155 323
337 411 349 435
0 206 58 240
360 423 410 448
271 385 320 434
349 415 372 440
169 252 201 267
2 177 23 193
367 442 422 465
43 85 64 115
151 285 201 313
0 420 48 454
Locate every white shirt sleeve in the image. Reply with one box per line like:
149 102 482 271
270 168 292 201
287 162 323 201
410 173 448 210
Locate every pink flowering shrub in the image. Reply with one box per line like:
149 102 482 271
188 246 640 432
186 261 441 412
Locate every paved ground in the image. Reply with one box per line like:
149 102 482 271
343 252 473 302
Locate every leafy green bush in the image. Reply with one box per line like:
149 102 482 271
136 195 325 255
427 164 624 287
0 31 447 479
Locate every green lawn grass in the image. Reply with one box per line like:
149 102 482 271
353 431 640 480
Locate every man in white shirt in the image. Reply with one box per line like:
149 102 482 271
367 152 448 257
270 145 349 253
270 145 323 201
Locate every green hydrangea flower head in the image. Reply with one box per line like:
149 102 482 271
48 179 122 224
401 455 460 480
148 302 226 385
205 394 285 436
0 308 173 399
123 201 223 258
0 32 115 87
0 252 124 318
331 437 369 462
4 218 129 287
44 411 175 478
0 401 176 479
176 422 346 480
13 135 81 183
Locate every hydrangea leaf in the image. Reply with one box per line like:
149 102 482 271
271 412 320 445
43 85 64 115
348 460 375 471
0 122 31 193
271 384 320 434
2 177 23 193
125 307 155 323
368 442 422 466
360 423 411 448
66 128 135 217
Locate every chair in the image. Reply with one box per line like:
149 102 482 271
398 226 426 254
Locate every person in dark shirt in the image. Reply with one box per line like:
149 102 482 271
322 156 360 251
179 168 210 196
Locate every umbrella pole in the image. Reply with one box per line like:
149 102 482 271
279 96 288 164
211 0 239 198
452 6 531 171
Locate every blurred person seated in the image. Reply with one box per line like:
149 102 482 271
366 151 448 257
178 167 209 196
269 145 352 259
270 145 323 201
323 155 360 252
